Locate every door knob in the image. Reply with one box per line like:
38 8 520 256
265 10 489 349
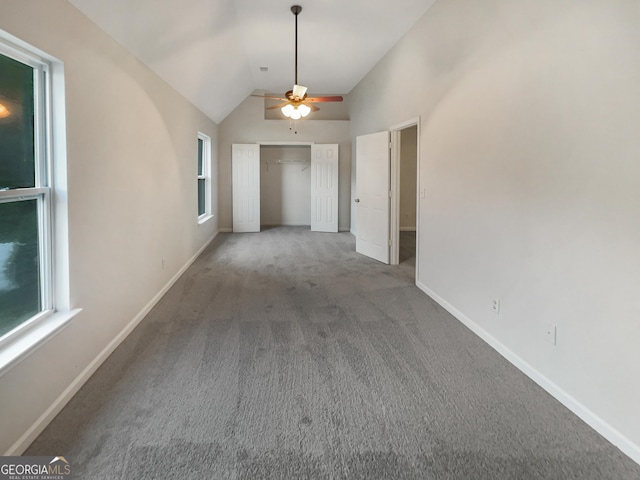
354 198 360 203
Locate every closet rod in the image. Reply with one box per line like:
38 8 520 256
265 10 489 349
265 159 311 171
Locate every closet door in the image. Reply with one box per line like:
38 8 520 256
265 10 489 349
232 144 260 232
310 144 339 233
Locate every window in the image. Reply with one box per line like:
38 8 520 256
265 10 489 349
197 132 211 221
0 48 51 338
0 32 73 372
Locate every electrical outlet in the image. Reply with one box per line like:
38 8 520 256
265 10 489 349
491 299 500 314
545 324 557 346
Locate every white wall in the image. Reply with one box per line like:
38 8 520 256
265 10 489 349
349 0 640 463
0 0 218 454
260 145 312 226
400 126 417 230
219 96 351 231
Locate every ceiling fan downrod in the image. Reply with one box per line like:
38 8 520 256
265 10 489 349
291 5 302 86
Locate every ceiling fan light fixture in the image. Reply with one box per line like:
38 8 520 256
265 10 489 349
281 104 294 117
298 104 311 117
281 103 310 119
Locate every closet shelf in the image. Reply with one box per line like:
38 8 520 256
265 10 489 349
265 159 311 171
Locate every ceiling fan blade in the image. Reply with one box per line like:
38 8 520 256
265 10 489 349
251 94 288 101
301 102 320 112
305 96 344 103
266 101 292 110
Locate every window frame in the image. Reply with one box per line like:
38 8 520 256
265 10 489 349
197 132 212 223
0 29 78 373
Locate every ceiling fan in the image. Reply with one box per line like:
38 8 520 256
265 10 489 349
252 5 343 120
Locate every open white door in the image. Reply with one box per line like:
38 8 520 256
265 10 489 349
310 144 339 233
232 144 260 233
356 131 390 264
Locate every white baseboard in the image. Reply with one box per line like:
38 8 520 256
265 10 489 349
6 232 219 456
415 280 640 467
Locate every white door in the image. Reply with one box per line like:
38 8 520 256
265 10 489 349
310 144 339 233
232 144 260 232
356 131 390 264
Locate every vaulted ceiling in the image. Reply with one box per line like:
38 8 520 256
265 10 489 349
68 0 435 123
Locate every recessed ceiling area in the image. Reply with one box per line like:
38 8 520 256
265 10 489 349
68 0 436 123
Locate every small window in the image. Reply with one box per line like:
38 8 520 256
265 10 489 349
0 44 52 337
197 132 211 221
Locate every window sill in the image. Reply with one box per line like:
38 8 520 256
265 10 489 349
0 309 82 377
198 214 214 225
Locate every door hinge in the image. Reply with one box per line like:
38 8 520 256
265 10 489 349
389 142 393 150
389 191 392 198
388 239 392 246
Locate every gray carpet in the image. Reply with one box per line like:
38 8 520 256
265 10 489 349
26 227 640 479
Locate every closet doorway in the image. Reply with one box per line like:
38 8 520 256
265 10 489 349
232 143 339 233
260 145 311 227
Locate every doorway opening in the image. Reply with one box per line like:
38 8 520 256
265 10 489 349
390 118 420 281
399 125 417 268
260 145 311 227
